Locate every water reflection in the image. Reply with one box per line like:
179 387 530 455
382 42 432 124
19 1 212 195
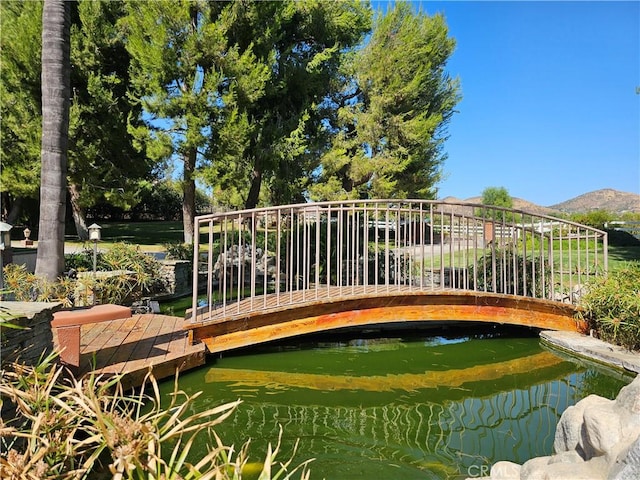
205 351 562 392
168 332 632 479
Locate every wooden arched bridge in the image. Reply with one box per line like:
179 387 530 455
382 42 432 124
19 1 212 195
185 200 608 353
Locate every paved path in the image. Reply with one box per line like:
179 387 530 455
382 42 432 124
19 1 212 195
540 330 640 374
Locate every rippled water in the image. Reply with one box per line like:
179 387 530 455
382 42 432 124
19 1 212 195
160 327 632 479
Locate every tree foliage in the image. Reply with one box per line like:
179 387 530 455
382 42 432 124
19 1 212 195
0 1 43 222
201 0 372 209
481 186 513 209
0 0 150 239
479 186 514 221
121 0 268 242
309 3 461 201
67 1 151 239
2 1 463 251
123 0 371 237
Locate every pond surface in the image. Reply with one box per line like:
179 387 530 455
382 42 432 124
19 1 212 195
159 326 632 479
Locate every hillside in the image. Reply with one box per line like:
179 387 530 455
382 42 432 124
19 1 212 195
440 189 640 215
549 188 640 213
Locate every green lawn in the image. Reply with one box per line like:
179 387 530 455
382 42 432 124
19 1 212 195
62 221 639 272
99 221 185 244
608 245 640 270
65 221 185 252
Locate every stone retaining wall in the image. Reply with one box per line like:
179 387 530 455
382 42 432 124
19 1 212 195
0 301 61 366
159 260 191 299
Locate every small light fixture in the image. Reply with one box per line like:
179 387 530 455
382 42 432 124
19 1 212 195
23 226 32 246
88 223 102 242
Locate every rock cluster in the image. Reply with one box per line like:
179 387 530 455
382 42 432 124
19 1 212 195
212 245 276 285
480 375 640 479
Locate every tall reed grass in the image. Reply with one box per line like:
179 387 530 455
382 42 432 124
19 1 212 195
0 353 312 479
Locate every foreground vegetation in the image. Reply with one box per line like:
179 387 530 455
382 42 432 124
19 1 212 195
4 243 173 307
0 353 311 479
580 263 640 351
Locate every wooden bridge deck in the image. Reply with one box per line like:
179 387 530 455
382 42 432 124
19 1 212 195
54 313 206 390
187 288 585 354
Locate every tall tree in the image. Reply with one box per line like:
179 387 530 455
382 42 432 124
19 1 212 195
0 1 44 224
480 186 514 221
202 0 371 209
481 186 513 210
68 0 150 239
122 0 266 243
310 3 461 200
36 0 70 280
124 0 370 227
1 0 151 238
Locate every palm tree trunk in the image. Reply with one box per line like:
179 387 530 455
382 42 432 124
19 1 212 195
35 0 70 280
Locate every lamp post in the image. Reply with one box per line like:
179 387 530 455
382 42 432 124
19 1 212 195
0 222 13 290
88 223 101 278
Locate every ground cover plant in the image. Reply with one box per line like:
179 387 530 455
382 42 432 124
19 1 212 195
0 353 312 479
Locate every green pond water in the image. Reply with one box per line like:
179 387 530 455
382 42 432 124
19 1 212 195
158 326 633 479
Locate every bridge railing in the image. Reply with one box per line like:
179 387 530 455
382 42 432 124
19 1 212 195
190 200 607 323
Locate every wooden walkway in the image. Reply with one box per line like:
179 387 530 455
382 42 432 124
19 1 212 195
55 314 206 390
187 288 584 354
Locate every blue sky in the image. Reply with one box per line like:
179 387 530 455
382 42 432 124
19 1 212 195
372 1 639 206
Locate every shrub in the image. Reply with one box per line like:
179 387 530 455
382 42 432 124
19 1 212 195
163 242 193 262
468 248 549 298
0 353 312 479
2 264 74 307
3 243 167 306
64 247 103 272
99 243 166 296
580 263 640 350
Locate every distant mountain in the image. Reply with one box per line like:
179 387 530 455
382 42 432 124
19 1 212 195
440 189 640 215
549 189 640 214
439 195 557 217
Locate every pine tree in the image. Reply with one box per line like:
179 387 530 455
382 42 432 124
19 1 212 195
310 3 461 201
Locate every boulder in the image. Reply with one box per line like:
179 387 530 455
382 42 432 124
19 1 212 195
583 400 621 457
490 461 521 480
520 455 553 479
609 436 640 480
481 375 640 479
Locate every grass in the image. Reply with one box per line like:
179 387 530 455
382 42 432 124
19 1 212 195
57 221 639 274
78 221 185 245
608 245 640 269
63 221 186 253
62 221 224 253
